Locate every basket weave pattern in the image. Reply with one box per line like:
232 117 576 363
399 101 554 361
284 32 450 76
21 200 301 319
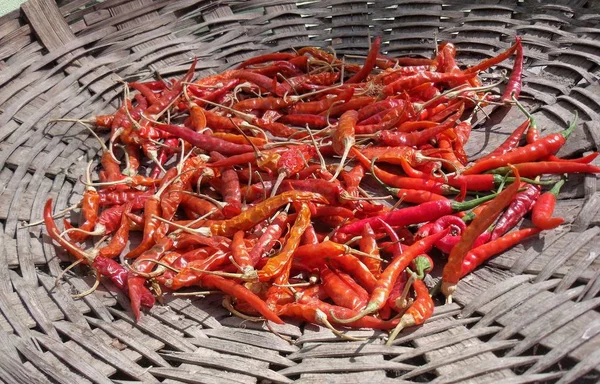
0 0 599 382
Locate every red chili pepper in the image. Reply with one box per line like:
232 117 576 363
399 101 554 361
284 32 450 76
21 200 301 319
236 52 297 69
359 223 382 278
210 152 242 218
231 230 253 275
289 88 355 115
201 274 284 324
376 54 433 69
465 114 578 175
461 227 542 278
387 278 434 345
321 265 369 311
256 204 311 281
477 119 530 162
351 148 458 195
330 110 358 180
279 72 341 94
278 298 400 330
532 179 565 230
322 97 377 118
546 152 599 164
44 199 155 312
338 191 497 235
231 70 286 96
377 103 463 147
129 82 159 105
165 249 230 290
98 201 134 259
384 71 476 95
357 98 405 122
491 182 540 241
333 229 449 323
501 38 524 102
465 37 521 73
442 166 521 302
386 270 409 313
155 124 254 156
488 161 600 178
346 37 381 83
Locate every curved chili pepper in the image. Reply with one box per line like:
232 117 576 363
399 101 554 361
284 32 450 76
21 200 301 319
279 72 341 94
165 249 230 290
532 179 565 230
290 88 355 115
200 274 284 324
384 71 476 95
211 152 242 218
254 204 310 281
377 102 463 147
359 223 381 278
128 235 175 319
442 166 521 302
44 199 154 310
462 227 542 278
330 110 358 180
129 82 158 105
190 191 326 237
338 192 498 235
144 58 197 118
346 37 381 83
322 97 376 118
411 255 434 280
231 70 287 96
387 278 434 345
501 38 524 102
357 98 405 122
278 298 400 330
333 228 449 323
465 37 520 73
98 201 134 259
155 124 255 156
236 52 296 69
477 119 530 162
491 182 540 240
351 147 458 195
386 270 409 313
180 193 224 219
464 114 578 175
231 230 253 275
321 265 369 311
488 161 600 178
247 210 287 266
430 215 467 254
341 164 365 197
546 152 598 164
265 258 295 309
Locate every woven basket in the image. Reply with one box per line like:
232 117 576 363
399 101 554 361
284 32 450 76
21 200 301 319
1 0 599 382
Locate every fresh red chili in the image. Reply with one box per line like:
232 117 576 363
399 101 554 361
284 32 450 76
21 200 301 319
442 166 521 302
464 114 578 175
531 179 565 230
491 182 540 241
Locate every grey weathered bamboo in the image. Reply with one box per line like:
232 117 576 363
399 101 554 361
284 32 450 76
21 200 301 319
0 0 599 382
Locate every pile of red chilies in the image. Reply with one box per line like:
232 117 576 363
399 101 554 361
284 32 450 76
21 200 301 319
44 36 600 345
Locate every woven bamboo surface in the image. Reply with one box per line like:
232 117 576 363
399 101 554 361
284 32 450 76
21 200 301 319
0 0 599 382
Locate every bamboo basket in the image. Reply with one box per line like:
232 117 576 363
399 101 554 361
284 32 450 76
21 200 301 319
0 0 599 383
